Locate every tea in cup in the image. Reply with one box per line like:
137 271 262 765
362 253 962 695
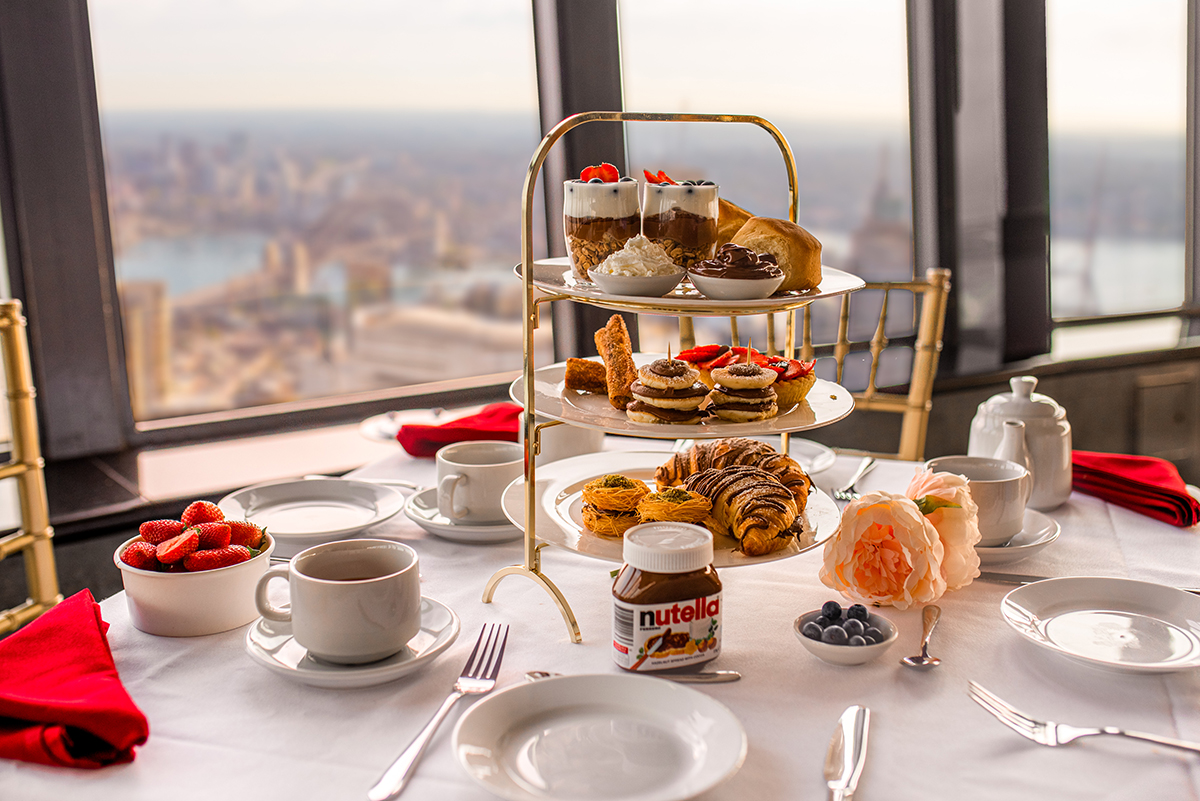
436 440 524 525
255 539 420 664
924 455 1033 547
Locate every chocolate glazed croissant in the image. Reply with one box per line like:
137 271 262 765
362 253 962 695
684 466 798 556
655 437 812 508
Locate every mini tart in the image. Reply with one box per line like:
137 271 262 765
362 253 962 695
636 488 712 524
580 474 650 512
637 358 700 390
753 355 817 407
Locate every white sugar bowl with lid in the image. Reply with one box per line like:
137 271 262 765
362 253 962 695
968 376 1072 511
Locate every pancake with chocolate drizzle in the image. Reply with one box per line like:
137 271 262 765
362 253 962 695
627 357 708 424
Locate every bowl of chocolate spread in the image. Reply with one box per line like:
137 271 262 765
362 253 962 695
688 243 785 300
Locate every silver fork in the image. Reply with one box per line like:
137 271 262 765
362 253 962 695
368 624 509 801
968 681 1200 756
833 457 877 502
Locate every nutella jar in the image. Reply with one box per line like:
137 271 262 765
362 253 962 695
612 522 721 671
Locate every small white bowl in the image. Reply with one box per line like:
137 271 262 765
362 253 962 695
688 271 784 301
589 270 685 298
793 608 898 666
114 533 275 637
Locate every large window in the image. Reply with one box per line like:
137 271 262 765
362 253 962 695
88 1 550 423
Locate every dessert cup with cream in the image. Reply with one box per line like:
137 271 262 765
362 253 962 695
564 178 640 281
642 181 719 270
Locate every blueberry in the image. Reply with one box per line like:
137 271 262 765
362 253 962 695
619 176 636 182
801 621 823 640
864 626 884 642
821 625 849 645
588 177 603 183
821 601 843 621
659 181 670 186
847 604 869 622
848 635 867 646
699 179 716 186
842 618 865 637
681 180 696 186
814 615 832 628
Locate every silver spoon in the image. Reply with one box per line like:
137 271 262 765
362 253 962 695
900 604 942 669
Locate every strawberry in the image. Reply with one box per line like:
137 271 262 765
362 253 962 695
676 344 726 363
227 520 265 549
190 522 231 550
581 163 620 182
183 545 252 572
706 346 761 370
121 541 160 571
644 169 677 185
156 530 199 564
181 500 224 528
786 360 816 380
138 519 184 545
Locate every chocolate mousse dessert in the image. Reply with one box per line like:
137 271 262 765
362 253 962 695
641 173 719 270
626 357 709 425
564 163 640 280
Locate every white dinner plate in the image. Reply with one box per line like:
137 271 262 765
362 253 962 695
404 487 523 544
524 257 865 315
244 596 460 689
219 478 407 559
501 450 840 567
453 673 747 801
508 354 854 439
975 509 1061 565
359 411 403 443
1001 576 1200 673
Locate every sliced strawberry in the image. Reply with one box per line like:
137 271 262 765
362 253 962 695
138 519 184 546
228 520 266 549
785 359 816 380
181 500 224 528
596 162 620 182
121 541 160 571
656 170 677 185
756 356 789 376
581 165 601 181
644 169 677 185
643 168 659 183
704 350 739 370
156 530 200 564
184 545 253 572
676 344 726 364
191 522 231 550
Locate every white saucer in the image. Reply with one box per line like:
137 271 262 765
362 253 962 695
975 509 1061 565
244 596 460 688
404 487 523 544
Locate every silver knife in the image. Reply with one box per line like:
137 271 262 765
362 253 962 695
825 705 870 801
977 571 1200 596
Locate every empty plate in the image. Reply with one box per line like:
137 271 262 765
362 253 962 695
404 487 523 544
219 478 406 559
1001 576 1200 673
976 509 1061 565
453 673 746 801
244 596 459 688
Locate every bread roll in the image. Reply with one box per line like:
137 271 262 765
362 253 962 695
715 198 754 248
730 217 822 292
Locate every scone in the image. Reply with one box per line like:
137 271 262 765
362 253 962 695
730 217 822 292
708 362 778 422
626 357 707 424
753 354 817 407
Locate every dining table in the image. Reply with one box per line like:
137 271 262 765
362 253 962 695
4 434 1200 801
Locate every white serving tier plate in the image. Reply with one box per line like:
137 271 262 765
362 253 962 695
524 257 864 315
453 673 746 801
359 411 403 443
244 596 460 689
975 509 1061 565
404 487 523 544
219 478 407 559
508 354 853 439
501 451 840 567
1001 577 1200 674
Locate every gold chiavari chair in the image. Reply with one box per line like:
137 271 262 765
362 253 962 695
0 300 60 634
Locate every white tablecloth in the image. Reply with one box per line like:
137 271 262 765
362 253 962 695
4 438 1200 801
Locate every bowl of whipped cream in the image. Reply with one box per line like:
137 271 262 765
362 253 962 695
588 235 684 297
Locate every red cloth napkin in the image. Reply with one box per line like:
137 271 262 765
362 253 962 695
396 402 522 458
0 589 149 768
1072 450 1200 528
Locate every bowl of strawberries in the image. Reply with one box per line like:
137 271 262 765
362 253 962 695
114 500 275 637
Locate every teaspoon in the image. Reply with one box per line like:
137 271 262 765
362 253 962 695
900 604 942 670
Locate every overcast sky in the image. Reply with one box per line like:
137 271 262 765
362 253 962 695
89 0 1186 134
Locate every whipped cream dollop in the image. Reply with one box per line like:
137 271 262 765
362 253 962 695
593 234 681 276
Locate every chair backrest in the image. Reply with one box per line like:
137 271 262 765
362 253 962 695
0 300 60 634
799 268 952 462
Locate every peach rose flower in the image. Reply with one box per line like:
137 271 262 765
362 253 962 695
820 491 947 609
906 469 982 591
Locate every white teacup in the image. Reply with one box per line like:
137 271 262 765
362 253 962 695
925 455 1033 547
255 539 421 664
437 440 524 525
519 417 606 465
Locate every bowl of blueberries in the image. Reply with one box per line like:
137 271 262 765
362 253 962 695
794 600 898 666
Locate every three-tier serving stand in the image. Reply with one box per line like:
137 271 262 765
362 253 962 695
482 112 865 642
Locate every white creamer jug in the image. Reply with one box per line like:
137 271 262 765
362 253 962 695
968 376 1072 511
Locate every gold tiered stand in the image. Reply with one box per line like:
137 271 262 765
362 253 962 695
482 111 860 642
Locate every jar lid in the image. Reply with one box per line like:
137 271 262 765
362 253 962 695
976 376 1065 421
622 523 713 574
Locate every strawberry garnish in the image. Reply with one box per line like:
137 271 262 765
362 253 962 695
753 355 816 380
228 520 266 549
677 344 727 364
121 541 160 571
181 500 224 528
644 169 677 185
786 360 816 380
581 163 620 182
191 522 231 550
156 530 200 564
138 519 184 545
184 545 253 572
